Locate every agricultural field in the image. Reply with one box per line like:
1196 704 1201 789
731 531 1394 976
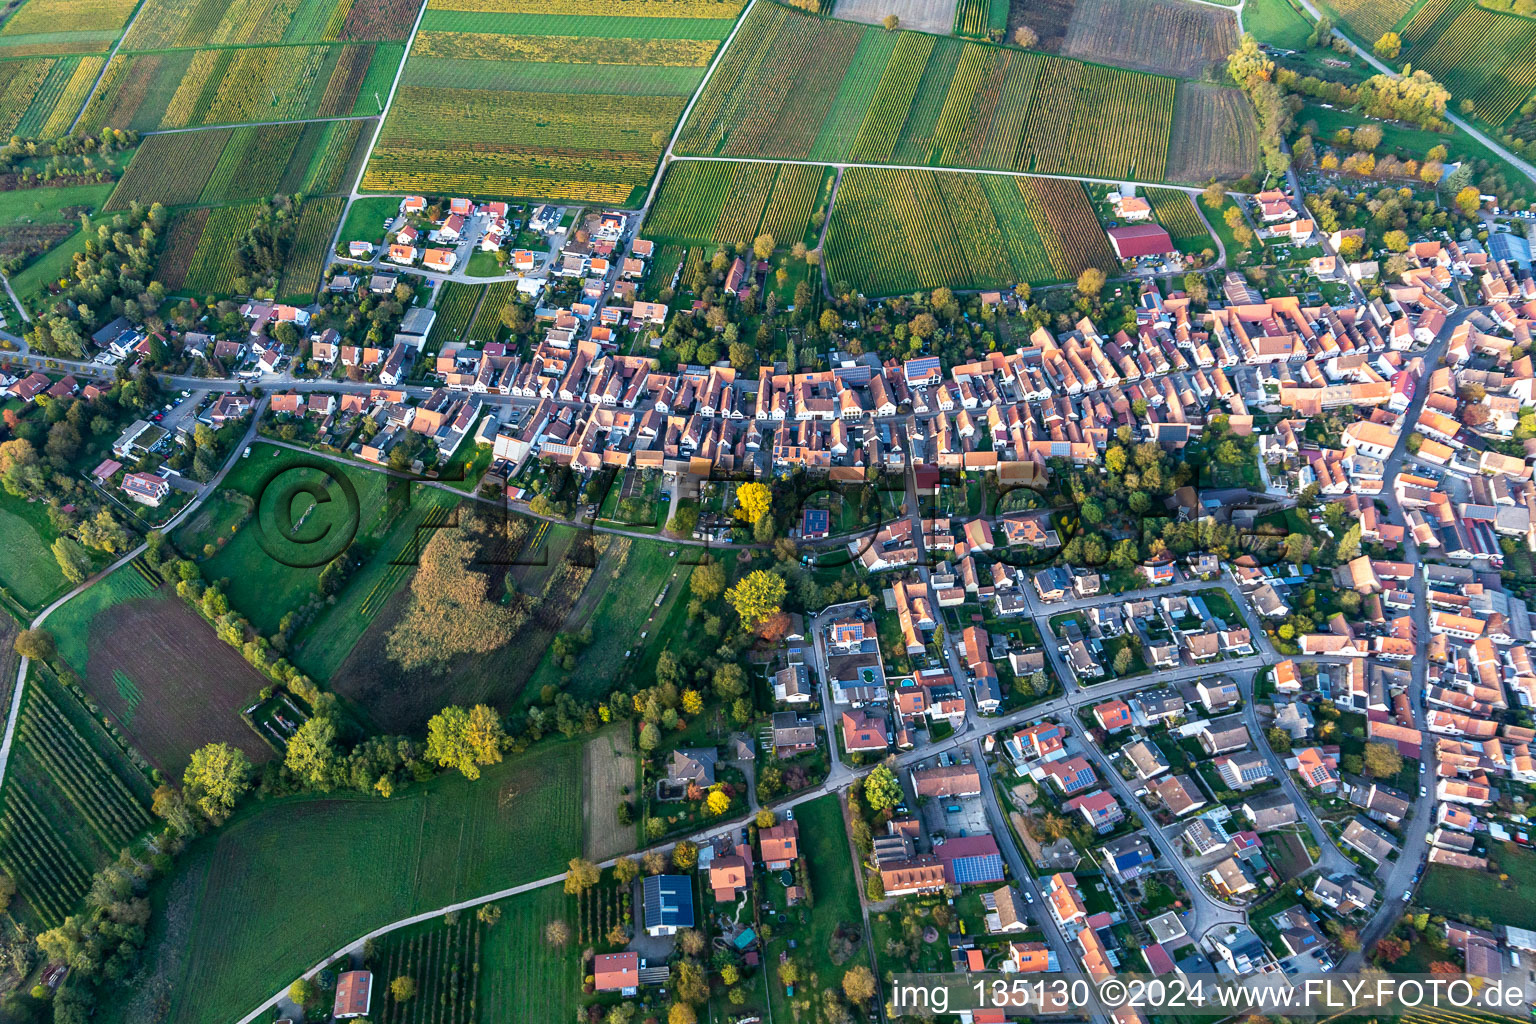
1401 0 1536 125
77 42 403 132
1145 187 1214 252
369 913 484 1024
1164 82 1261 183
426 280 484 353
468 279 521 341
582 727 637 861
106 120 374 208
0 54 106 136
824 168 1116 295
954 0 1008 37
101 739 584 1024
1318 0 1413 42
281 194 346 296
0 666 154 928
476 884 582 1024
676 2 1177 181
362 0 743 205
122 0 421 48
41 561 274 773
1060 0 1237 78
156 196 347 297
0 0 135 56
644 159 830 248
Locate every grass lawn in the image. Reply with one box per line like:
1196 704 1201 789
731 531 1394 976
466 249 503 277
191 443 399 634
0 488 69 612
0 182 115 224
1243 0 1313 48
12 226 87 312
478 884 584 1022
100 739 586 1024
338 196 400 248
1420 842 1536 923
762 793 863 1024
523 537 685 703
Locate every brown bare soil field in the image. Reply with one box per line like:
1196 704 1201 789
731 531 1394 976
583 728 638 862
1165 81 1260 183
1008 0 1078 51
1061 0 1237 77
81 593 272 773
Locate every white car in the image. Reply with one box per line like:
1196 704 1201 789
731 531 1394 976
1420 786 1427 797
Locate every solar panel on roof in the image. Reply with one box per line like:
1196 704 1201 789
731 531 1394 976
950 854 1004 885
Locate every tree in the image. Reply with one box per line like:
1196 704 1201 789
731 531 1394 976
669 1004 698 1024
1076 267 1106 298
425 704 506 779
691 559 727 600
1373 31 1401 58
1202 181 1228 210
390 976 417 1002
864 763 901 812
545 919 571 945
756 809 777 828
725 569 786 628
674 958 709 1002
1363 741 1403 779
752 233 774 260
1455 185 1482 216
13 628 54 662
734 481 772 524
288 979 318 1008
881 13 898 28
1013 24 1037 47
1373 936 1408 963
285 715 337 790
843 965 877 1004
476 903 501 926
52 537 92 584
865 870 885 900
673 840 699 870
643 849 667 874
565 857 601 894
706 788 730 815
1113 647 1133 675
184 742 252 821
614 856 640 884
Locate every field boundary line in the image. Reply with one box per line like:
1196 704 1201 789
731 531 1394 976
144 114 376 135
667 153 1238 196
67 0 150 134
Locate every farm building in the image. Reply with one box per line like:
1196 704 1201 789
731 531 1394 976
1106 224 1174 259
333 971 372 1019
